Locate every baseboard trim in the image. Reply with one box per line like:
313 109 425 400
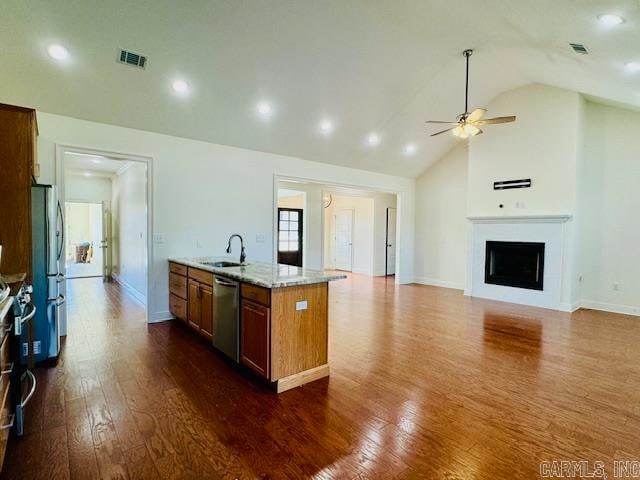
559 302 581 313
580 300 640 317
111 274 147 306
150 311 173 323
413 277 464 291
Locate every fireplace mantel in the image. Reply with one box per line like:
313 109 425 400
467 214 572 224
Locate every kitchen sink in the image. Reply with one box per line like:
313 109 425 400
203 261 244 268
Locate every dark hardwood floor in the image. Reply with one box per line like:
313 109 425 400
2 275 640 479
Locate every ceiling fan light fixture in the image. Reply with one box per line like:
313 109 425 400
463 124 480 136
452 125 467 138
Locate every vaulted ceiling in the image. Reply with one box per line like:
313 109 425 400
3 0 639 177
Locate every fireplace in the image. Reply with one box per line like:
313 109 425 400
485 241 545 291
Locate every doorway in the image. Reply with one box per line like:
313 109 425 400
277 208 303 267
65 201 104 279
385 207 397 276
58 146 152 333
335 209 354 271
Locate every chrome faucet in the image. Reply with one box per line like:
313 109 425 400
226 234 246 264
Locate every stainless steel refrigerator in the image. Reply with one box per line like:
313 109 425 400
27 184 66 363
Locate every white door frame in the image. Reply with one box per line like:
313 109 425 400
272 174 403 283
55 144 154 324
63 199 104 279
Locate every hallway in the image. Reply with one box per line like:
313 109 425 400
3 276 640 479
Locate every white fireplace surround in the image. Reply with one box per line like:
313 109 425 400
466 214 574 311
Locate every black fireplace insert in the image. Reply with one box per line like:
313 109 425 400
485 241 545 291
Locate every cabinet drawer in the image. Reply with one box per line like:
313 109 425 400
169 294 187 321
241 283 270 306
188 268 213 286
169 262 188 276
169 272 187 299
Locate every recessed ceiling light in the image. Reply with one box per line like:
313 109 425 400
91 158 102 164
403 143 417 156
625 62 640 73
83 172 92 177
366 132 381 146
172 79 189 94
598 13 625 26
47 44 69 61
319 119 334 135
256 101 273 119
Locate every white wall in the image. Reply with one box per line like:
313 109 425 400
36 111 414 321
371 193 397 276
414 144 468 289
65 172 112 203
324 195 375 275
577 101 640 314
467 84 582 216
112 162 148 302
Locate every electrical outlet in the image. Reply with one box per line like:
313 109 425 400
33 340 41 355
153 233 165 244
22 342 28 357
256 233 266 244
196 240 203 248
296 300 308 311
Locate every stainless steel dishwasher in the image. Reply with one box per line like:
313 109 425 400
212 275 240 362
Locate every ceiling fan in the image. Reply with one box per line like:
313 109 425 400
427 49 516 138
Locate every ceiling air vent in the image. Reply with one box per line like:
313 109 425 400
569 43 588 54
118 49 147 69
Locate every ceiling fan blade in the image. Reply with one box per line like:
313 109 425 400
476 115 516 125
425 120 458 125
430 127 456 137
466 108 487 123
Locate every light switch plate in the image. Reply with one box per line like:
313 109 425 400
153 233 165 244
296 300 308 311
256 233 266 243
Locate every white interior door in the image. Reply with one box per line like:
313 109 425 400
335 209 353 271
386 207 397 275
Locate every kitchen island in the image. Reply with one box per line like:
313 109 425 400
168 258 345 392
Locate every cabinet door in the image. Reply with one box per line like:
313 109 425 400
240 300 270 379
187 280 201 331
200 284 214 341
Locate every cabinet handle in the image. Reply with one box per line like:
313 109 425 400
1 362 13 375
0 414 14 430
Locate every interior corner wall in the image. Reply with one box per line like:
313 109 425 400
414 143 468 289
576 101 640 314
372 193 397 276
111 162 148 303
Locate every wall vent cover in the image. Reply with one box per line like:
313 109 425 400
118 49 147 69
569 43 588 54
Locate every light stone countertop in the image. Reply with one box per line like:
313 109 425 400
169 257 346 289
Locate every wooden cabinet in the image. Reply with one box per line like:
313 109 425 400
168 262 187 322
186 278 214 340
199 284 214 341
187 279 201 330
240 300 270 378
0 103 38 279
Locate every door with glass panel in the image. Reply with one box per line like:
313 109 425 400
277 208 303 267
